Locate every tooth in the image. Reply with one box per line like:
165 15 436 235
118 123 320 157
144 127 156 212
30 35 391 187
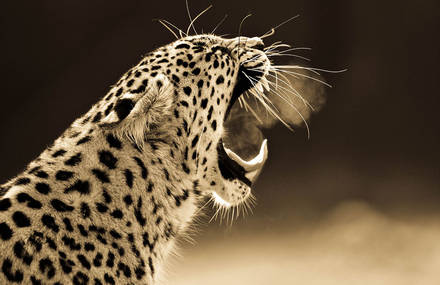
223 139 268 173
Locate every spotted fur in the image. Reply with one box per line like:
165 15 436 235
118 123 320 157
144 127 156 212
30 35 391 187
0 34 271 284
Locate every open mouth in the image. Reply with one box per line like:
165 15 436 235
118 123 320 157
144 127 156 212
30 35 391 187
217 65 269 187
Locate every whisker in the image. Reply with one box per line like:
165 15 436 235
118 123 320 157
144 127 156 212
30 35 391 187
261 15 300 39
156 20 179 40
159 19 187 38
186 5 213 36
272 67 332 87
211 14 228 35
266 53 311 61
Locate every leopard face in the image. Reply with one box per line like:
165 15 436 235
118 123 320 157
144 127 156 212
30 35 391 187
96 34 271 207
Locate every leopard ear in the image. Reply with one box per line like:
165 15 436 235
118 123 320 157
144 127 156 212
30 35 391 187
100 74 174 146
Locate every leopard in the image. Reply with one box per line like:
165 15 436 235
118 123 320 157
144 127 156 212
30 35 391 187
0 29 287 284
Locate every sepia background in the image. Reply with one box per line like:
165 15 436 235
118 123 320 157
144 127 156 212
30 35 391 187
1 1 439 284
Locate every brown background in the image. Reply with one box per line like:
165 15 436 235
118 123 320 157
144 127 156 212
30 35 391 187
1 1 439 283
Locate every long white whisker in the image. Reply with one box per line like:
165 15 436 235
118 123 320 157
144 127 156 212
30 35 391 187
160 19 187 38
157 20 179 40
186 5 213 36
211 14 228 34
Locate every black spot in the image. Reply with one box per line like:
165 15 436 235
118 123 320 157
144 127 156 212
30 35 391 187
93 252 103 267
92 112 102 123
16 177 31 185
35 182 51 194
0 198 11 211
2 258 23 282
109 230 122 239
103 190 112 204
175 196 181 206
42 214 59 233
110 209 123 219
205 53 211 62
124 169 134 188
115 87 123 97
99 150 118 169
12 211 31 227
62 235 81 251
35 170 48 179
211 120 217 131
147 182 154 192
55 170 74 181
133 157 148 179
207 105 214 121
52 149 66 157
46 236 57 250
81 202 91 218
77 254 91 270
118 262 132 278
39 258 55 279
191 135 199 148
64 180 90 195
0 222 13 240
30 276 41 285
96 203 108 213
183 86 192 96
148 257 155 275
104 273 115 285
73 271 89 284
65 153 82 166
126 79 134 87
106 134 122 149
104 103 114 116
175 43 190 49
77 224 88 237
28 231 43 251
51 199 74 212
192 68 201 75
91 169 110 183
76 136 91 145
114 98 135 121
135 266 146 280
172 74 180 83
216 75 224 84
63 218 74 232
163 168 170 180
123 195 133 205
106 252 115 268
134 198 146 227
200 98 208 109
180 100 189 107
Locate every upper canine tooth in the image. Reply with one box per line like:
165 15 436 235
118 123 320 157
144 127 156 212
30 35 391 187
256 83 264 93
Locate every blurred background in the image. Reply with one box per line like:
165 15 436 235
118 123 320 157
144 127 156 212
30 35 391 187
1 1 439 284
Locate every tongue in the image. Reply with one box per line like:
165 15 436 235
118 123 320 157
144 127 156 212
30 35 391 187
223 139 268 182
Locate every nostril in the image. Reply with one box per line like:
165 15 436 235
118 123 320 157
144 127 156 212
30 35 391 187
252 43 264 51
